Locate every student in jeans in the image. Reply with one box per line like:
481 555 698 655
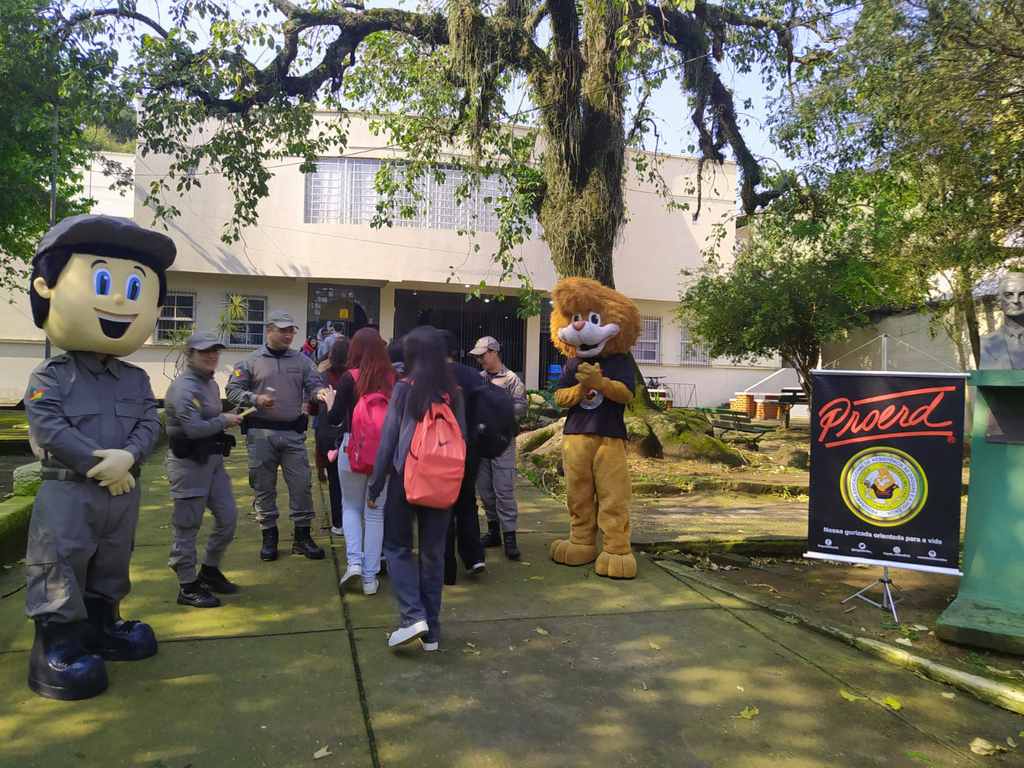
367 326 467 651
326 328 394 595
309 337 349 534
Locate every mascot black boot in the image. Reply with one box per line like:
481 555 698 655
28 620 108 701
81 598 158 661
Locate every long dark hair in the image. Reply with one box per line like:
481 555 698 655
348 328 394 399
404 326 459 420
328 335 350 373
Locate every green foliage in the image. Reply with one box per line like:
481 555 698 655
0 0 128 289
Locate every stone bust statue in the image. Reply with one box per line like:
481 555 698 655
980 272 1024 370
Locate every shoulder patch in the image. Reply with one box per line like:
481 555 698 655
28 387 44 401
233 363 245 378
189 397 201 409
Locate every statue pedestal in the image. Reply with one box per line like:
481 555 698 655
937 370 1024 654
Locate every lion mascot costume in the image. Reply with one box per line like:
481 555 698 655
549 278 641 579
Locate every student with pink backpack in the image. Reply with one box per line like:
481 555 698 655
326 328 395 595
367 326 467 651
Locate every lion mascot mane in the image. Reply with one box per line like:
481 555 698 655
549 277 641 578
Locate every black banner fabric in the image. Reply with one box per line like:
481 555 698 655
807 371 966 575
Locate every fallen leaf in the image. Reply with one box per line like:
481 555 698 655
941 692 955 700
529 576 544 580
884 697 902 710
519 562 531 566
462 648 481 657
641 681 648 690
466 642 476 648
648 641 662 651
535 627 549 636
731 706 759 720
970 738 1006 756
313 746 333 759
840 689 867 702
781 616 799 624
508 645 515 651
1008 737 1018 748
736 686 744 692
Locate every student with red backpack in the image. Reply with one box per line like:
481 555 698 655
367 326 467 651
326 328 395 595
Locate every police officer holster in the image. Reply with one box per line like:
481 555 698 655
170 432 237 465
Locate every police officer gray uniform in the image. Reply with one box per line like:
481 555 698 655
164 331 240 607
225 309 326 561
471 336 528 555
26 354 161 622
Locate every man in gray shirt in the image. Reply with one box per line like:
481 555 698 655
471 336 528 559
226 310 327 562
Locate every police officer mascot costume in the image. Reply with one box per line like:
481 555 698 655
225 309 328 561
164 331 244 608
23 214 172 700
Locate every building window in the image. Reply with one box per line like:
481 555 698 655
632 316 661 364
304 157 536 233
228 296 267 347
679 323 712 366
155 292 196 342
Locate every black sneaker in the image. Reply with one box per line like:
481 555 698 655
198 565 238 594
177 580 221 608
292 526 325 560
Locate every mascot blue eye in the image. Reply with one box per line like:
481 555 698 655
93 268 112 296
125 274 142 301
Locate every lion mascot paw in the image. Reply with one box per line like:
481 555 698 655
548 277 641 579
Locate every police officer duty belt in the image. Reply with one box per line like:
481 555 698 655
244 415 308 433
40 465 142 483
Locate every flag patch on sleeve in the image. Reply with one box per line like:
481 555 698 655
29 388 44 401
189 397 201 409
232 364 244 378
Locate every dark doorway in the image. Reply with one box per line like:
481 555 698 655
538 299 568 389
393 290 526 377
306 284 381 342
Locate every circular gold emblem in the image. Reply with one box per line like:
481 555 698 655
840 447 927 526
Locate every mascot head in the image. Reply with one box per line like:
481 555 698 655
30 215 176 356
550 277 641 359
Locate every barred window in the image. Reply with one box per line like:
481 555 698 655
154 293 196 342
304 157 536 234
228 296 267 348
679 323 712 366
632 316 662 364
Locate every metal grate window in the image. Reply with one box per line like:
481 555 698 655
228 296 267 348
155 292 196 342
632 316 662 364
304 157 536 233
679 323 711 366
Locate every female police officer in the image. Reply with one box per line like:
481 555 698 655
164 331 244 607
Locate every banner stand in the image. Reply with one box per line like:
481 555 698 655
840 566 916 624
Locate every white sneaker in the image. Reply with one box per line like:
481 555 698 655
362 578 379 595
388 620 429 647
340 565 362 586
467 562 486 575
331 526 344 536
421 639 438 651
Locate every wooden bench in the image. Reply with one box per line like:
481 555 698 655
697 407 775 446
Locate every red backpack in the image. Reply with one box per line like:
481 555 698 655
346 369 390 475
404 395 466 508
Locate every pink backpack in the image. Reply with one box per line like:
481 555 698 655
404 396 466 508
346 369 390 475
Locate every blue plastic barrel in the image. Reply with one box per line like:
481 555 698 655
547 364 562 385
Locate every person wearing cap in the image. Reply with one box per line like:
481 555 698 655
226 309 328 562
164 332 245 608
23 214 171 700
470 336 528 559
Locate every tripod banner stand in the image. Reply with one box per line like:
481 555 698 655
806 371 967 622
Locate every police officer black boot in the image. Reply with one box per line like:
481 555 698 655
28 620 108 701
292 525 325 560
502 531 521 559
480 520 502 548
260 526 279 562
177 579 221 608
198 564 238 593
80 598 158 661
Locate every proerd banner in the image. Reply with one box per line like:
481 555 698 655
807 371 966 575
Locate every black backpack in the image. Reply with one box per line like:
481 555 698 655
471 383 518 459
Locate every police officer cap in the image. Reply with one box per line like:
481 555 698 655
267 309 300 330
470 335 500 356
33 214 176 269
186 331 225 352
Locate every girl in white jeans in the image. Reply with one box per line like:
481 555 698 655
325 328 395 595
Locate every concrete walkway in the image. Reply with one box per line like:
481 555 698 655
0 450 1020 767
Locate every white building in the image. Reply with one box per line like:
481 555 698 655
0 116 778 404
